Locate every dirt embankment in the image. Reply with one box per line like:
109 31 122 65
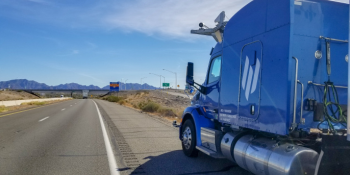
0 90 39 101
101 90 191 122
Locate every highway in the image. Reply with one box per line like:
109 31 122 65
0 99 250 175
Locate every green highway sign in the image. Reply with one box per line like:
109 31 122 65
162 83 170 87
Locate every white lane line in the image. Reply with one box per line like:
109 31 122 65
39 116 49 122
61 108 65 111
92 100 120 175
70 105 73 106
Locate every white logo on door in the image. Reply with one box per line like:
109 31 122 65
242 56 260 100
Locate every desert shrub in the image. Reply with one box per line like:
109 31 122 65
104 96 124 103
137 101 147 109
0 105 8 112
158 107 176 117
141 101 160 112
136 90 149 95
21 101 46 105
118 100 125 105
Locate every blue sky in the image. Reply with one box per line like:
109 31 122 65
0 0 347 88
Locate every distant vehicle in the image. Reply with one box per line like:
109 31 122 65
60 95 64 98
82 90 89 99
180 1 350 175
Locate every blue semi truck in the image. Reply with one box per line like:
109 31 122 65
179 0 350 174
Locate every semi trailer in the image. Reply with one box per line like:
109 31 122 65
179 0 350 174
82 90 89 99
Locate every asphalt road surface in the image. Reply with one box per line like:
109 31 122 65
0 99 250 175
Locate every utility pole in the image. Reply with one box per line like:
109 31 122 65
124 79 128 90
163 69 177 89
141 77 147 90
161 76 165 89
149 73 162 89
121 78 123 91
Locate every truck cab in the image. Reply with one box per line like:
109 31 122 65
180 1 350 174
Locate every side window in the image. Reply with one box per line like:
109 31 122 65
207 56 222 84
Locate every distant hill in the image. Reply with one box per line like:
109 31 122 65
0 79 158 90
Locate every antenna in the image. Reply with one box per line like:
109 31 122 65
190 11 228 43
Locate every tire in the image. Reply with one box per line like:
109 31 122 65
181 119 198 157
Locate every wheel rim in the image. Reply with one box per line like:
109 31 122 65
182 126 192 149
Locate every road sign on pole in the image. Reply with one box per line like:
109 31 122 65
162 83 170 87
110 82 120 92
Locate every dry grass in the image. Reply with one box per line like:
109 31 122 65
103 96 125 103
158 107 176 117
141 101 160 112
101 90 188 122
118 100 126 105
128 99 183 118
0 90 40 101
21 101 46 105
0 105 8 113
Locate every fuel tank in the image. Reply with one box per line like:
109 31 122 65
233 135 319 175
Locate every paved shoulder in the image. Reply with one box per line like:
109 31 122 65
95 99 249 175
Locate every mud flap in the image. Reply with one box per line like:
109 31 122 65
315 134 350 175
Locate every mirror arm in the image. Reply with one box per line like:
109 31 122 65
193 81 202 87
192 81 206 94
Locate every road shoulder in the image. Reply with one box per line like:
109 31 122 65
94 99 244 175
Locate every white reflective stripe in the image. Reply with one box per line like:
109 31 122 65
245 66 253 100
93 100 120 175
39 116 49 122
250 59 260 93
242 56 250 90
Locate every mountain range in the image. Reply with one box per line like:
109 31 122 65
0 79 159 90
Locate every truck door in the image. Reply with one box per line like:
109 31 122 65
239 42 262 120
202 56 222 120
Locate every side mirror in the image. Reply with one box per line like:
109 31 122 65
186 62 207 95
186 62 194 86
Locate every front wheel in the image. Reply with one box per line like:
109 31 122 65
181 120 198 157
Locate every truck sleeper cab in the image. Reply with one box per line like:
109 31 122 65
179 0 350 175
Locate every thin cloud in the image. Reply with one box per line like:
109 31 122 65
78 73 106 85
0 0 251 40
27 0 49 4
57 50 80 56
104 0 251 39
1 0 349 41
